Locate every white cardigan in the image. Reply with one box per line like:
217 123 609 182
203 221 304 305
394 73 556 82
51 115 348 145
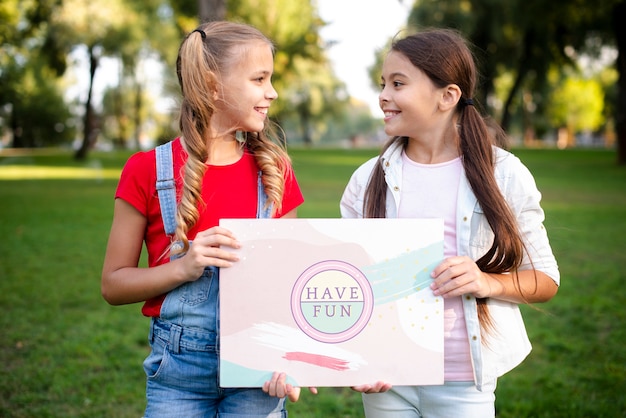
340 142 560 390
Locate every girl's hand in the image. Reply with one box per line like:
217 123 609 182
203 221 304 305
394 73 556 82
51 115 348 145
262 372 318 402
351 381 392 393
430 256 495 299
179 226 241 280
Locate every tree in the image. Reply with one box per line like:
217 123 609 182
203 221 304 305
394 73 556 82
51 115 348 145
548 73 605 148
109 1 179 150
612 1 626 164
199 0 226 22
405 0 626 162
0 0 70 148
280 56 349 144
228 0 344 140
47 0 172 159
407 0 574 127
3 58 75 147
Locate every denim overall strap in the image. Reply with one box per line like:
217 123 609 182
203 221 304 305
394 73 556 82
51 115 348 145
155 141 177 237
257 171 273 218
145 154 287 416
156 143 271 231
152 153 274 331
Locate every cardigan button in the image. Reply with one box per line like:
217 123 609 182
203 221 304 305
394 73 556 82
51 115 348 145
393 186 399 191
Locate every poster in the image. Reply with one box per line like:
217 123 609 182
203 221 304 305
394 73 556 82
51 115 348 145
219 218 444 388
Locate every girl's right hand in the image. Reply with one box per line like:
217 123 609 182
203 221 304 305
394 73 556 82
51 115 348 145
102 203 242 305
179 226 241 280
263 372 318 402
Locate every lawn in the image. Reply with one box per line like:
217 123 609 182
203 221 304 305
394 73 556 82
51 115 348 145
0 146 624 417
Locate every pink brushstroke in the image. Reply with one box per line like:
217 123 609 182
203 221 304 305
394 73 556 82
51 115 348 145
284 352 350 371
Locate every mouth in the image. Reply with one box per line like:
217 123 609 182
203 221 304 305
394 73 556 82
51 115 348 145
383 110 400 121
255 107 269 116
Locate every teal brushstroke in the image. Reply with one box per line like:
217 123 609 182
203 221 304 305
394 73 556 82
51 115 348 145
220 360 299 387
361 241 443 305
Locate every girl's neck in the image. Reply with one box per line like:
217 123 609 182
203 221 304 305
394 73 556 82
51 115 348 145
404 119 460 164
197 132 243 166
404 137 459 164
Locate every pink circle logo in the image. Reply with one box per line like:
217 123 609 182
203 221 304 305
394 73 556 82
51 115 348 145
291 260 373 343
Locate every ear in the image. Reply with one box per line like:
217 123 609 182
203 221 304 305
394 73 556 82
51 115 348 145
439 84 462 111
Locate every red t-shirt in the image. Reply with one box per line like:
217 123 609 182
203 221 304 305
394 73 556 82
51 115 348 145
115 138 304 316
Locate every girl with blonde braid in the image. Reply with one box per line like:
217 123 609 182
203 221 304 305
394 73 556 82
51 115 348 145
342 28 559 417
102 21 305 417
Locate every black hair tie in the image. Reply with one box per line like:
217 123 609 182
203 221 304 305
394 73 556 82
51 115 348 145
192 29 206 39
462 98 474 107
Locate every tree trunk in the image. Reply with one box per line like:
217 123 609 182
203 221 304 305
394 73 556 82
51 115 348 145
74 45 100 160
10 102 24 148
613 2 626 165
501 65 526 134
133 81 142 150
501 30 535 133
198 0 226 22
299 111 312 145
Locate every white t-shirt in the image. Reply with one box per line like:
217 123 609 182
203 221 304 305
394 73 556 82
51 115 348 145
398 151 473 381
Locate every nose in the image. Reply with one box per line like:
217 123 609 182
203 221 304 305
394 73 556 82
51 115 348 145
267 84 278 101
379 90 388 109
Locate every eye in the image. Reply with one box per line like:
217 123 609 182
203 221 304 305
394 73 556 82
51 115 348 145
379 83 386 90
393 81 403 87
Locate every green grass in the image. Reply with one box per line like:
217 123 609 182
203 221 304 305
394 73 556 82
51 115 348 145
489 149 626 418
0 146 624 417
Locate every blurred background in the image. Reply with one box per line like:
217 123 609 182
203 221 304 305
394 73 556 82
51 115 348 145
2 2 626 416
1 0 625 161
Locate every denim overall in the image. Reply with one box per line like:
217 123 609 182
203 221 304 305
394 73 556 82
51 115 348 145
142 141 286 417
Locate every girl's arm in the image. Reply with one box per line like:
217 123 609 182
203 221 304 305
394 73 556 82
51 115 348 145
430 154 559 304
481 269 557 303
101 199 240 305
429 256 558 304
280 208 297 218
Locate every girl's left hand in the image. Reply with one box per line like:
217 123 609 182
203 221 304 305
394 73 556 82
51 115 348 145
262 372 318 402
351 381 392 393
430 256 494 299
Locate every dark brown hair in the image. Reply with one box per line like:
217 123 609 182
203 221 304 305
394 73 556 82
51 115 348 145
364 28 526 334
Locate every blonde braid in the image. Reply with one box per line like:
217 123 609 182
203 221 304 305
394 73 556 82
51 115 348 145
245 121 290 216
173 25 217 253
171 21 279 253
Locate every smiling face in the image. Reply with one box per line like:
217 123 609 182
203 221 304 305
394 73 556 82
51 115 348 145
212 40 278 135
378 50 443 140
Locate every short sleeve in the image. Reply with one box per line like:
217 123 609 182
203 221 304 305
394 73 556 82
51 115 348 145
115 150 156 217
276 163 304 217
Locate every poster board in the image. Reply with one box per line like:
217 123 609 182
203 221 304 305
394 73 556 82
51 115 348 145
219 218 444 388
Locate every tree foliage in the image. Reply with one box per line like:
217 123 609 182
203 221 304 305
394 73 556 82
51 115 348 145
46 0 176 159
549 76 605 134
0 0 376 152
171 0 347 144
228 0 341 127
404 0 626 161
10 0 624 156
0 0 71 147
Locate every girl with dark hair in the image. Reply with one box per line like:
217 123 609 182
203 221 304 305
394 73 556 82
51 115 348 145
342 28 559 417
102 21 305 417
